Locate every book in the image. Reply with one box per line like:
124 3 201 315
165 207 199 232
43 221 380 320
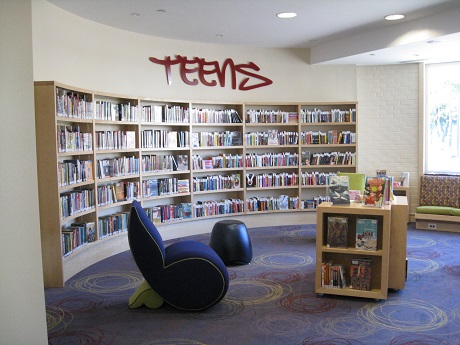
301 151 311 165
148 179 159 197
151 206 162 224
267 129 279 145
356 218 378 250
167 131 178 148
246 173 255 188
177 179 190 193
84 161 94 181
176 154 189 170
328 175 350 205
231 174 241 188
363 177 386 207
181 203 192 219
85 222 96 243
350 258 371 291
279 195 289 210
126 131 136 149
115 182 125 202
327 216 348 248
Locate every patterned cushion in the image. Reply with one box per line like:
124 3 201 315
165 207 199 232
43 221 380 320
419 175 460 208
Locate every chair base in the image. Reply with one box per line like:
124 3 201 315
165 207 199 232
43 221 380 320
129 280 164 309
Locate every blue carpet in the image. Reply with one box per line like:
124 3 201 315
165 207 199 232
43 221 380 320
45 223 460 345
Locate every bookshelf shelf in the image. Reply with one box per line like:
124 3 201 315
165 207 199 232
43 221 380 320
35 81 358 287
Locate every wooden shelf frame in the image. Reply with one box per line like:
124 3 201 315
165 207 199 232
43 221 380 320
35 81 358 287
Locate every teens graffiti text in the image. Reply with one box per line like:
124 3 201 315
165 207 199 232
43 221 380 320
149 55 273 91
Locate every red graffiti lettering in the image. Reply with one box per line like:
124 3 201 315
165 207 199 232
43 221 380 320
149 55 272 91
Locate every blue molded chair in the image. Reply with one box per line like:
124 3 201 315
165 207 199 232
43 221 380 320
128 200 229 311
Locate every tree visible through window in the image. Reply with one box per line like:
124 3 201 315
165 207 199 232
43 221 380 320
425 62 460 174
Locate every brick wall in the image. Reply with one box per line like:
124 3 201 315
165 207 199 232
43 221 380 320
357 64 419 217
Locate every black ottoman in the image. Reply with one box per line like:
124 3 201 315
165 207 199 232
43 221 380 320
210 220 252 265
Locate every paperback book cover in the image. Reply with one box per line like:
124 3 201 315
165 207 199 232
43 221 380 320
279 195 289 210
181 203 192 219
355 218 378 251
327 216 348 248
150 206 162 224
363 177 386 207
328 175 350 205
268 129 279 145
350 258 371 291
176 154 189 170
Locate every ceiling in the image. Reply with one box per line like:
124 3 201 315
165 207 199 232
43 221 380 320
47 0 460 65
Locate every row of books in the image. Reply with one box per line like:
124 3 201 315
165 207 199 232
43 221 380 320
190 108 242 123
141 105 189 123
60 189 95 219
141 129 189 149
145 203 192 224
57 125 93 153
245 172 298 188
301 172 337 186
321 258 371 291
58 159 93 187
95 101 138 122
327 216 378 251
62 221 96 257
300 108 356 123
97 182 140 206
194 199 244 217
303 151 355 166
300 130 356 145
95 130 136 150
246 195 298 212
245 131 299 146
191 154 243 170
245 152 298 167
97 156 140 179
192 131 242 147
98 212 129 239
56 89 93 119
301 195 331 209
193 174 241 192
245 109 298 124
142 154 184 173
142 178 190 198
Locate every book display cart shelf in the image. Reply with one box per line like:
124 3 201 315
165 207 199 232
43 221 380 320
34 81 358 287
315 196 409 300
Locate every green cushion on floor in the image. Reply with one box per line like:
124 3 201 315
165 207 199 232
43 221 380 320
416 206 453 215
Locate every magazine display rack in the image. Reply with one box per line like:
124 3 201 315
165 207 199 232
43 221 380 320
315 196 408 299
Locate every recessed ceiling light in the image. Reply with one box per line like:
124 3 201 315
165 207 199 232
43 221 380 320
130 12 140 16
277 12 297 19
384 14 404 21
157 9 166 13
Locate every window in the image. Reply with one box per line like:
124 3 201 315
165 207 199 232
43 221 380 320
425 62 460 174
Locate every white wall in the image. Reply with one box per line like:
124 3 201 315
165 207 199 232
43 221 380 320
357 64 420 215
0 1 48 344
32 0 356 103
31 0 422 213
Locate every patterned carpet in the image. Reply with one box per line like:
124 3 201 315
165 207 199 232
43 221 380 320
45 223 460 345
